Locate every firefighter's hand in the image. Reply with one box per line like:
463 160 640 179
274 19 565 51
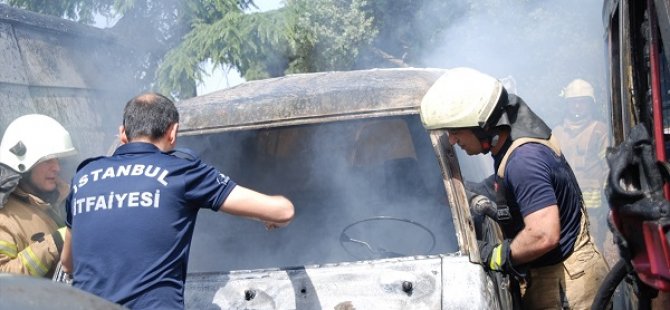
478 239 528 279
479 240 508 271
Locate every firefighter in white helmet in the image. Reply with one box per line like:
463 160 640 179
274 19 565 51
553 79 610 250
0 114 76 278
420 68 608 308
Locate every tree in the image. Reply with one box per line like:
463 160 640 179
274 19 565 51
157 0 383 98
3 0 452 99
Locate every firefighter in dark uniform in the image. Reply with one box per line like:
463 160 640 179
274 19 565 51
60 92 294 309
420 67 608 309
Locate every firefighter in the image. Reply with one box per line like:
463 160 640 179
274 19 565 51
0 114 76 278
60 92 294 309
420 67 608 309
553 79 610 249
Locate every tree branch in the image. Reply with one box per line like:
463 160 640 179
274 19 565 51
370 47 410 68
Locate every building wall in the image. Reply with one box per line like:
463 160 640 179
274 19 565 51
0 4 137 163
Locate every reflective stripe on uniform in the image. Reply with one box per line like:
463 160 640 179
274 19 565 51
582 190 602 209
18 247 48 277
598 146 607 160
490 244 503 270
0 240 18 258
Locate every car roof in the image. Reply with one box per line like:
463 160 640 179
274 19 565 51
176 68 447 136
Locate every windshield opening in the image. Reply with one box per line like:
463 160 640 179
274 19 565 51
180 115 458 272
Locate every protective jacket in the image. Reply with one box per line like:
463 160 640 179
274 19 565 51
0 181 67 278
553 119 609 209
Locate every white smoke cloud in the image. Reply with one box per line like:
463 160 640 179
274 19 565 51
421 0 606 127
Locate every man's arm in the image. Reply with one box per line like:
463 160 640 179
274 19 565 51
60 228 72 273
509 205 560 265
219 185 294 228
0 227 63 277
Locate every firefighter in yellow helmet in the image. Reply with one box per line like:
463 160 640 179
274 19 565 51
0 114 76 278
420 68 608 308
552 79 610 250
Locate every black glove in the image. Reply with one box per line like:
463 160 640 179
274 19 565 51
478 239 528 279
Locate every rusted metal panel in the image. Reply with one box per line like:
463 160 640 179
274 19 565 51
0 4 115 42
429 131 479 260
177 68 448 135
28 88 108 160
0 4 131 92
0 4 136 162
0 23 28 85
14 27 88 88
29 88 100 125
442 256 501 310
0 84 35 130
185 255 496 309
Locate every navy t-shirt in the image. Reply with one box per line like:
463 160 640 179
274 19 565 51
496 142 583 267
65 142 236 309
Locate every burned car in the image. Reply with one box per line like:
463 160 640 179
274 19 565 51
177 68 513 309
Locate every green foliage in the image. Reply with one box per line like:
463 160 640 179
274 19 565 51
157 0 378 98
284 0 377 73
156 8 293 98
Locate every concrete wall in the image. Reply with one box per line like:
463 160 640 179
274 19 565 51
0 4 137 163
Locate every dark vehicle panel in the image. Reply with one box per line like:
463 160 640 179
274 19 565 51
177 68 447 134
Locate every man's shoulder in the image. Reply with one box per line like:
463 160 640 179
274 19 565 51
75 156 106 173
167 148 200 161
0 193 28 215
513 141 555 154
507 143 556 167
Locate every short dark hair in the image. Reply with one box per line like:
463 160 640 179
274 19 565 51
122 92 179 141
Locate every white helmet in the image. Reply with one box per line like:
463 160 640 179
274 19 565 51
561 79 595 102
421 67 504 129
0 114 76 173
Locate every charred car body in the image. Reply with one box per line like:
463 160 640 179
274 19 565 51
176 68 514 309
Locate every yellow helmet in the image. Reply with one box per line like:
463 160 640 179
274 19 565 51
0 114 77 173
420 67 504 129
561 79 595 102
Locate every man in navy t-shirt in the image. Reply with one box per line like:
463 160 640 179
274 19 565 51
60 93 294 309
420 67 608 308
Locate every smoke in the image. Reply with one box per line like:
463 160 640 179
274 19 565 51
182 115 459 273
419 0 607 127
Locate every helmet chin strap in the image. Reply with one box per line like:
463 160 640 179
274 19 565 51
480 140 491 153
490 133 500 148
479 134 500 154
473 127 499 154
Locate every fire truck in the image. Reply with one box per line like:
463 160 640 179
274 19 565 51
596 0 670 307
